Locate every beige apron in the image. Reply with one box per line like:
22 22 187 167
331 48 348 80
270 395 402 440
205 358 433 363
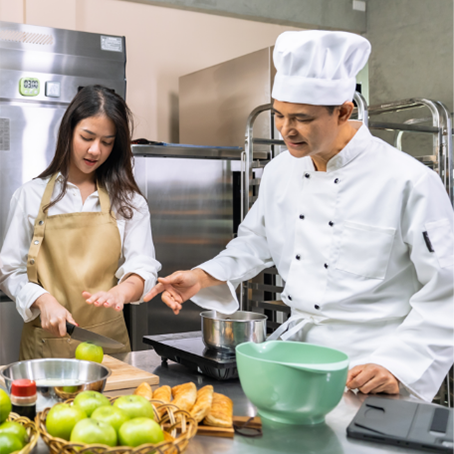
20 174 131 360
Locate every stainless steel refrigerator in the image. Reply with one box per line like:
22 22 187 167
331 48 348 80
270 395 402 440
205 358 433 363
0 20 126 365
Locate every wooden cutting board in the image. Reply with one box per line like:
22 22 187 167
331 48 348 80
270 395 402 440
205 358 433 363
103 355 159 392
197 416 262 438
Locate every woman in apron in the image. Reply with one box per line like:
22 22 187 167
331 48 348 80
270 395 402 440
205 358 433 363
0 85 161 359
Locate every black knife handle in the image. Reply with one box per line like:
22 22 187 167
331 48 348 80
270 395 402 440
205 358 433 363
66 321 76 336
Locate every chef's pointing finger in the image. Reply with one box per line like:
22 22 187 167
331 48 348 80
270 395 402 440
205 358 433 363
143 282 165 302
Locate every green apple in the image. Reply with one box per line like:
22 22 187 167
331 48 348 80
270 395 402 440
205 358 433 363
0 433 23 454
75 342 104 363
118 417 164 447
0 421 28 446
113 395 154 420
91 405 129 432
73 390 111 417
45 403 87 441
0 389 12 424
70 418 117 447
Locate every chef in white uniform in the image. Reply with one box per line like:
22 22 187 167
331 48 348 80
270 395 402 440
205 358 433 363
145 31 454 402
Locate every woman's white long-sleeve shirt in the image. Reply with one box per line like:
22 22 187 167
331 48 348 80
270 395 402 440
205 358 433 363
192 122 454 402
0 174 161 323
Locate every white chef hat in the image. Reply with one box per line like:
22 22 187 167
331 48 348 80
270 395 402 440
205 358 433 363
272 30 371 106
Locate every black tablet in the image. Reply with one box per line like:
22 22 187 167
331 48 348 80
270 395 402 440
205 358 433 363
347 396 453 453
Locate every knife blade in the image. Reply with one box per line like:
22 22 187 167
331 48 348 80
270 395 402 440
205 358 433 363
66 322 124 350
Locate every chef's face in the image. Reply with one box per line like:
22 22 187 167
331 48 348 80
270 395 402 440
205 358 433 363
273 100 348 161
70 114 116 180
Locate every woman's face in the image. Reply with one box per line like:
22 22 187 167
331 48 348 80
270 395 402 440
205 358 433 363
69 114 116 181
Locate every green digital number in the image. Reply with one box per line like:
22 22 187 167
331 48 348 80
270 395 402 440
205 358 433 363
19 78 40 96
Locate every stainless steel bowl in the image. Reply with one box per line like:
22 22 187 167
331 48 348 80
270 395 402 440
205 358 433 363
201 310 267 354
1 358 111 411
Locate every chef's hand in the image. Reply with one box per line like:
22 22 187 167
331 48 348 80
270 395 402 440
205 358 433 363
143 268 223 315
32 293 77 337
83 274 145 311
346 363 399 394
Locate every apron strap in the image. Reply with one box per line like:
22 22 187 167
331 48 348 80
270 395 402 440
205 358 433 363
96 181 112 215
27 174 58 283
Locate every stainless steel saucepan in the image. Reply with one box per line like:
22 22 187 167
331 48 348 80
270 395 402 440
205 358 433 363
201 310 267 354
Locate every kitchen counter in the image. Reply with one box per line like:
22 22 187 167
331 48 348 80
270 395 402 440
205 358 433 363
30 342 429 454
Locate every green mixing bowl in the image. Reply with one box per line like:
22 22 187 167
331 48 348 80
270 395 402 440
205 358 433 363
236 341 349 425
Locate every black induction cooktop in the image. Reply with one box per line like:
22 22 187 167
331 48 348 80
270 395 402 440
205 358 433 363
143 331 238 380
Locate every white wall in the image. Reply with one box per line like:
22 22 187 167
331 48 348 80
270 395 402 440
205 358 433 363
0 0 301 142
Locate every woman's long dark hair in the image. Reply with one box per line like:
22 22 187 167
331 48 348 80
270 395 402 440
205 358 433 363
38 85 141 219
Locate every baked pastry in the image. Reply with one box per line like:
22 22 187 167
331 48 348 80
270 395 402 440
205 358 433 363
153 385 172 418
190 385 214 423
153 385 172 404
133 382 153 400
203 392 233 428
171 382 197 412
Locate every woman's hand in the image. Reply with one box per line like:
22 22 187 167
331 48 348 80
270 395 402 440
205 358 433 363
83 274 145 311
83 290 126 311
32 293 77 337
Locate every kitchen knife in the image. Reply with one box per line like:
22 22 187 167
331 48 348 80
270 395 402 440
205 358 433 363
65 322 124 350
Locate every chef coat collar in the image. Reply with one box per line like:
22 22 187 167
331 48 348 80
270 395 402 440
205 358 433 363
325 121 371 172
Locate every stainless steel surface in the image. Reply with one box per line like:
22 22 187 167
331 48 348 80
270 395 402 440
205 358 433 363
0 21 126 363
66 322 124 349
179 47 275 149
133 155 237 346
0 293 22 365
132 143 269 160
1 358 111 412
32 345 427 454
177 48 280 320
201 310 267 353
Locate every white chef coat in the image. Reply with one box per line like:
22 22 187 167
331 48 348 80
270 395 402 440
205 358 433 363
0 174 161 323
192 121 454 402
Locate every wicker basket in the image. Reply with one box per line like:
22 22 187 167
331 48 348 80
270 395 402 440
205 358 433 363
6 412 40 454
36 396 198 454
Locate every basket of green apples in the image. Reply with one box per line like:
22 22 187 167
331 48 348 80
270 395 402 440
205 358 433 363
36 390 198 454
